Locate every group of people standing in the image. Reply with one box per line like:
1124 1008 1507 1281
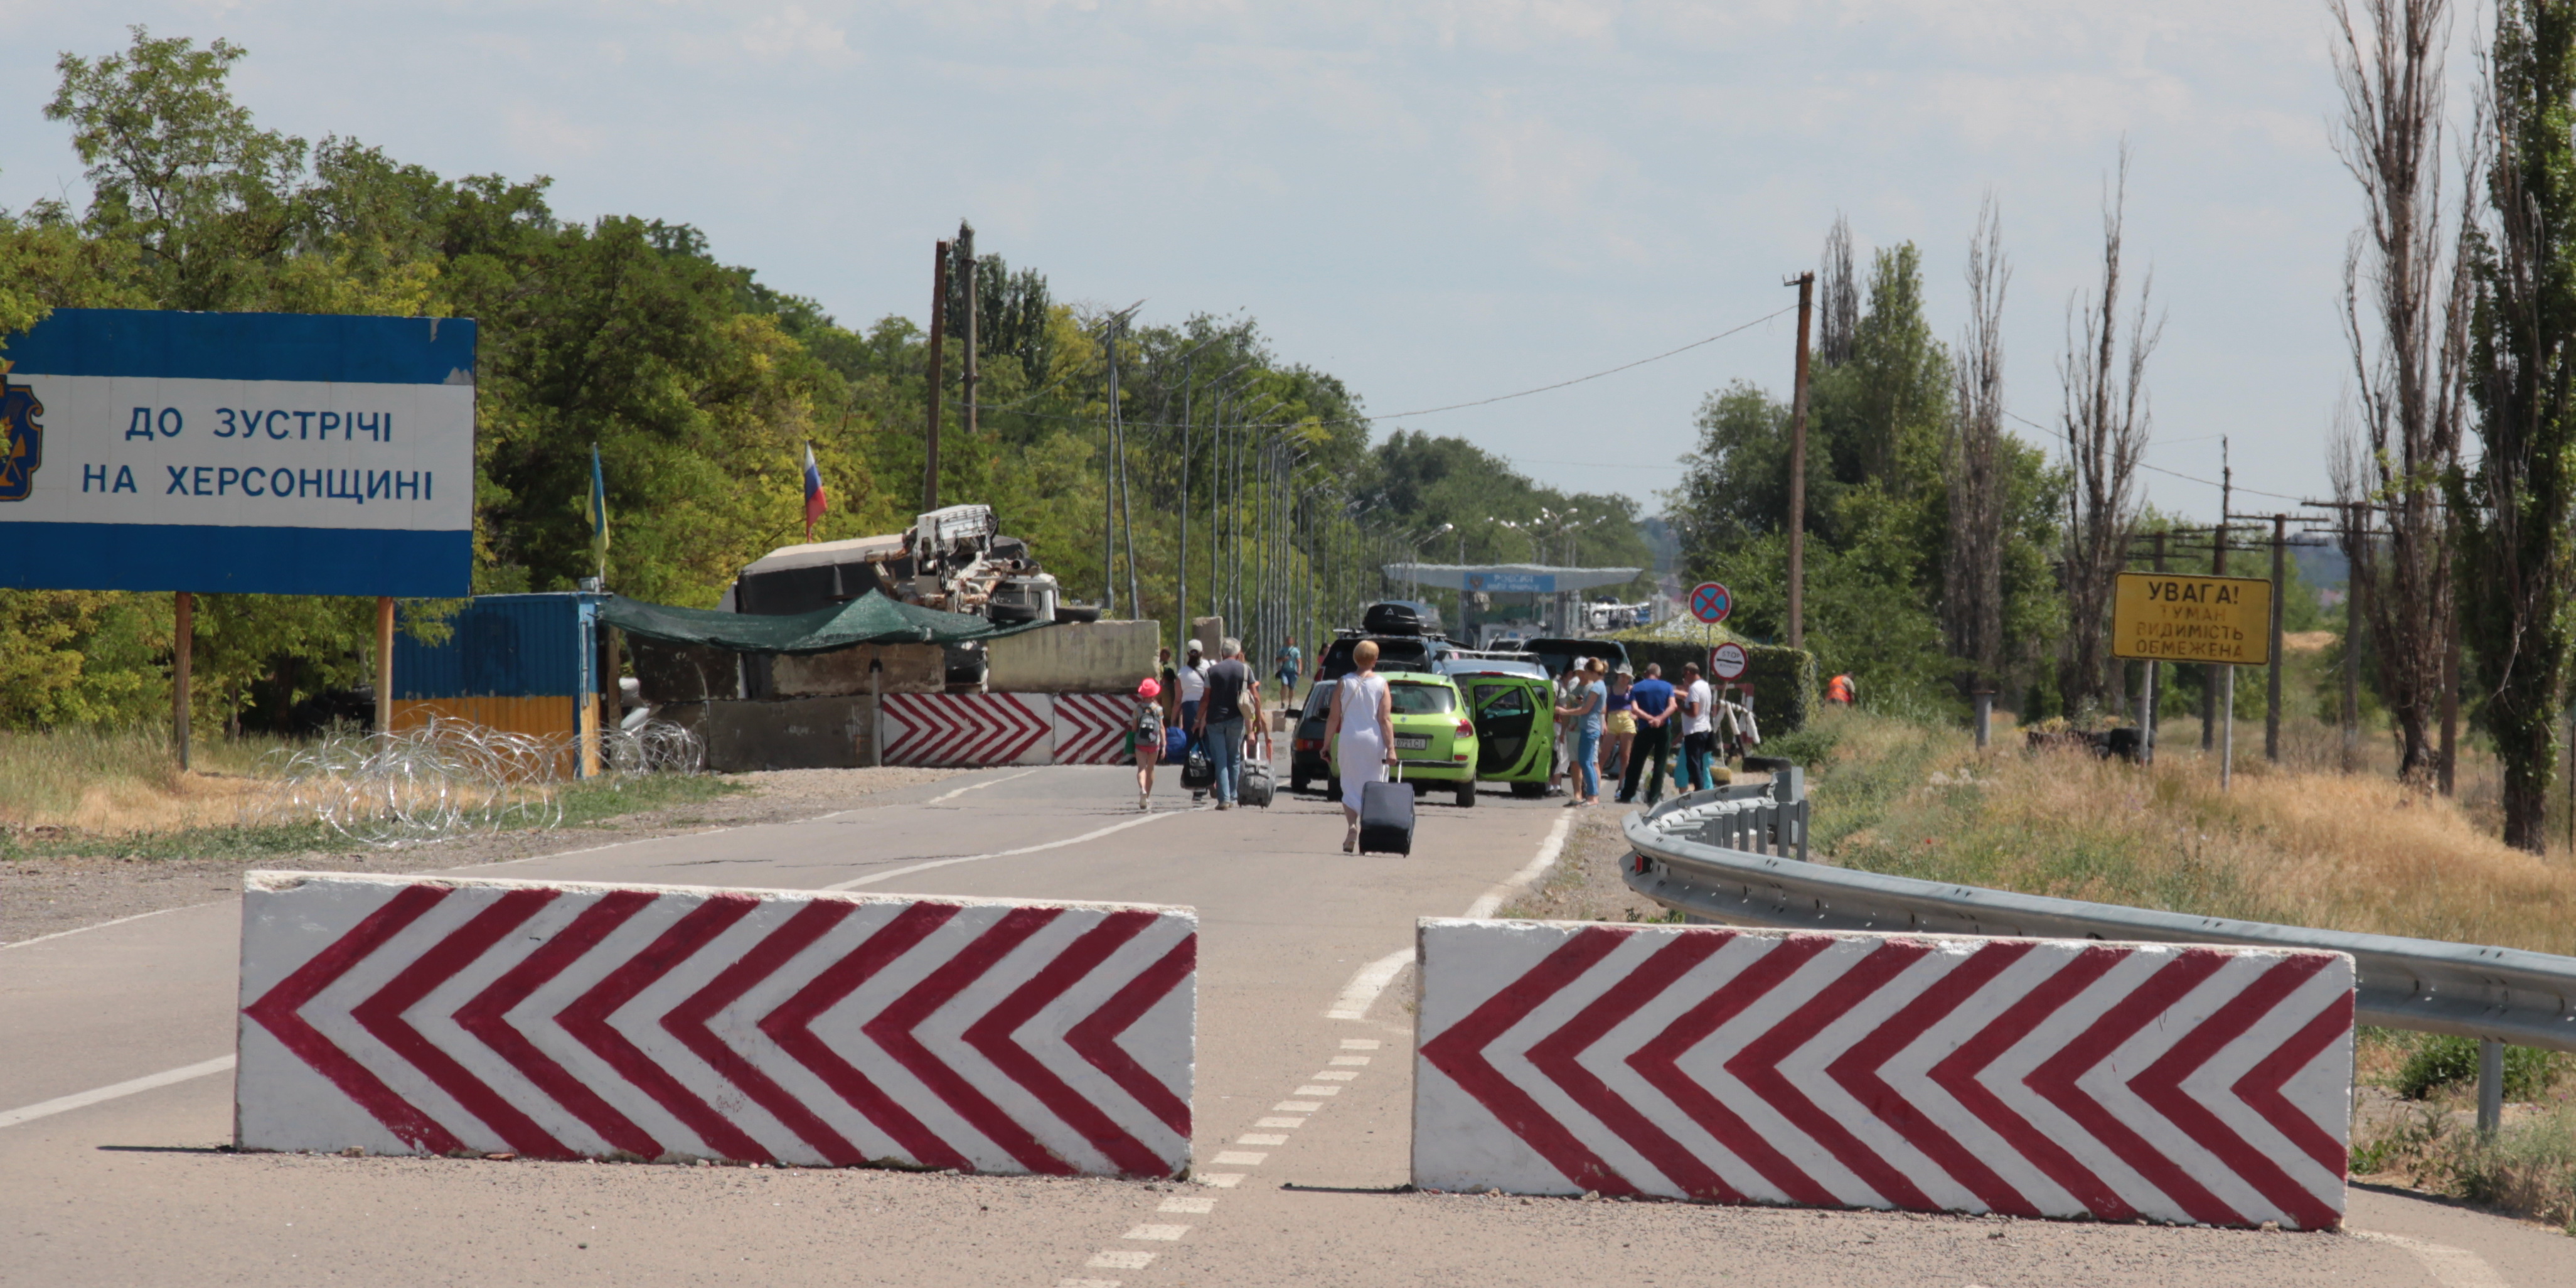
1130 636 1301 812
1550 659 1726 808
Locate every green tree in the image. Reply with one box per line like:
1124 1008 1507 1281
2454 0 2576 851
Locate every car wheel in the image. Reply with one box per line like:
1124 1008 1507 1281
1325 776 1340 800
1456 781 1477 808
1291 774 1310 794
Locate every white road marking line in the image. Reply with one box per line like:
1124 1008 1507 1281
926 769 1037 805
1195 1174 1245 1188
1237 1134 1289 1146
823 811 1177 891
0 900 226 952
1058 1279 1122 1288
1325 947 1414 1021
1123 1225 1190 1241
1310 1070 1359 1081
1323 813 1571 1019
0 1055 236 1130
1211 1151 1268 1166
1463 812 1573 918
1340 1038 1381 1050
1275 1100 1324 1112
1254 1117 1306 1129
1158 1196 1217 1215
1294 1085 1342 1097
1088 1250 1155 1270
2349 1231 2509 1288
1329 1055 1371 1066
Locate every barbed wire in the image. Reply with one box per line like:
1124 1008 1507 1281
240 716 705 847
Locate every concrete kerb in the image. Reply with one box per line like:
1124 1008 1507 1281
236 869 1196 1177
1409 918 2356 1230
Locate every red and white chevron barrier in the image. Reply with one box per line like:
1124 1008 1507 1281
1413 921 2353 1229
882 692 1054 767
1050 693 1137 766
237 871 1195 1176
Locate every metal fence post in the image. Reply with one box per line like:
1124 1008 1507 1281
2479 1038 2504 1137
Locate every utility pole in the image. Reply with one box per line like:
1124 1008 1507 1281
2147 530 2166 763
2219 441 2234 790
1786 272 1815 653
2343 503 2363 773
2266 513 2285 762
924 239 949 513
957 222 977 442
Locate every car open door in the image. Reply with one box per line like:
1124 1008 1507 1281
1458 674 1553 793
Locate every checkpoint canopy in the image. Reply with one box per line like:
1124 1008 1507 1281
1381 564 1642 596
0 308 475 598
599 589 1049 655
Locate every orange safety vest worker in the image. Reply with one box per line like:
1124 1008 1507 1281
1827 674 1856 705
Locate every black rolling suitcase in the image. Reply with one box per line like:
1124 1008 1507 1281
1357 765 1415 855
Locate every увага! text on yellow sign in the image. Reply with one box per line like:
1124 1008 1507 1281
2112 571 2273 666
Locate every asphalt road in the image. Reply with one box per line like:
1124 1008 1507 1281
3 764 2565 1286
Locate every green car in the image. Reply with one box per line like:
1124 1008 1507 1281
1446 663 1558 798
1328 672 1482 808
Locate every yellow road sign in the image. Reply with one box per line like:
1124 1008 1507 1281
2113 571 2273 666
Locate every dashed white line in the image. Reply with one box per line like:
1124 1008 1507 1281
1340 1038 1381 1050
1195 1173 1245 1188
1211 1151 1268 1166
1310 1070 1358 1082
0 1055 236 1130
2349 1231 2509 1288
1057 1279 1122 1288
1329 1055 1372 1066
1088 1250 1156 1270
1254 1117 1306 1129
1237 1134 1289 1146
1294 1085 1342 1097
1275 1100 1323 1112
1123 1225 1190 1242
925 768 1037 805
1158 1196 1218 1215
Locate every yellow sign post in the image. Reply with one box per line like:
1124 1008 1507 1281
2112 571 2273 667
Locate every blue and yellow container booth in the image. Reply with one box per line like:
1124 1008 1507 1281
390 593 606 778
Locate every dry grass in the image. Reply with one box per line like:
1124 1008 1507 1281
0 727 295 834
1796 708 2576 955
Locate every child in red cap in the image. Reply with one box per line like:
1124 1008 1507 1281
1130 677 1165 811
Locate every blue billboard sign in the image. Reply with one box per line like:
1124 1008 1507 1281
0 309 474 597
1464 571 1556 594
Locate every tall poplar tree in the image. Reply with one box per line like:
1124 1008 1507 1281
2456 0 2576 851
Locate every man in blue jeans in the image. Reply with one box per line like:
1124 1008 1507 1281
1619 663 1677 806
1195 637 1258 808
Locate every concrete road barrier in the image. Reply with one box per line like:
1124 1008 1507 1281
1412 920 2353 1229
238 871 1196 1177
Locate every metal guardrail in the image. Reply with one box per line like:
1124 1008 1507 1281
1621 776 2576 1059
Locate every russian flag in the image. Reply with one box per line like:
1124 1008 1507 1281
803 443 828 539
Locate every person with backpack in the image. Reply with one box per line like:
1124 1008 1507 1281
1128 676 1165 811
1177 643 1209 801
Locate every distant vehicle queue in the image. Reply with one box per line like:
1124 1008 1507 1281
1133 598 1755 827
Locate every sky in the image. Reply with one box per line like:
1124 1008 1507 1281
0 1 2455 525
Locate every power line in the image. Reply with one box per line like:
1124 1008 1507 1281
966 302 1800 434
2004 410 2310 503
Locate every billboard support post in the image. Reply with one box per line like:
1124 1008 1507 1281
375 596 395 736
173 591 193 771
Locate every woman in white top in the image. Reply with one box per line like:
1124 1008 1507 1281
1323 639 1397 853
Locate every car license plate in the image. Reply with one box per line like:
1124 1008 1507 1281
1393 734 1431 751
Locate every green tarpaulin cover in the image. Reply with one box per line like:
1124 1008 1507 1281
599 591 1051 655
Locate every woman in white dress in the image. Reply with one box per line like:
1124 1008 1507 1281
1323 639 1397 853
